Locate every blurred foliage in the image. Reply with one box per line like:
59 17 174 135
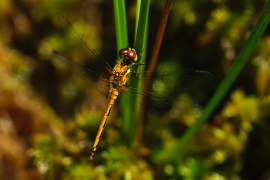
0 0 270 179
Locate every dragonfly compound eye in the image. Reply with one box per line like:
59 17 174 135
119 48 128 58
127 49 137 62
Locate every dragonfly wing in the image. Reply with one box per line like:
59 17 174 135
53 51 110 96
56 13 112 79
125 70 212 117
148 94 204 116
125 88 204 117
130 70 212 92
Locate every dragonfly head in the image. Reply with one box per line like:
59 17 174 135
119 47 137 64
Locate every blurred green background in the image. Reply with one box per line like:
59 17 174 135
0 0 270 179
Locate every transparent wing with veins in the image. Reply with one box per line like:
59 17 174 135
55 13 112 83
53 51 111 96
126 70 213 116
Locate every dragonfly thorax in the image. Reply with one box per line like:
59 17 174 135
109 62 131 92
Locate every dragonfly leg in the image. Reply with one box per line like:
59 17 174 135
132 62 145 76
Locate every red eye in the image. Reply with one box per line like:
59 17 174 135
119 48 128 58
127 50 137 60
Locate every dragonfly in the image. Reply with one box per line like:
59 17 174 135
53 13 212 161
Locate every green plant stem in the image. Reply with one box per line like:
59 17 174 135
114 0 150 147
127 0 150 147
113 0 131 145
136 0 173 144
113 0 128 50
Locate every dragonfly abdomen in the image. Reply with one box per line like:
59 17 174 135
89 88 119 161
89 58 134 161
